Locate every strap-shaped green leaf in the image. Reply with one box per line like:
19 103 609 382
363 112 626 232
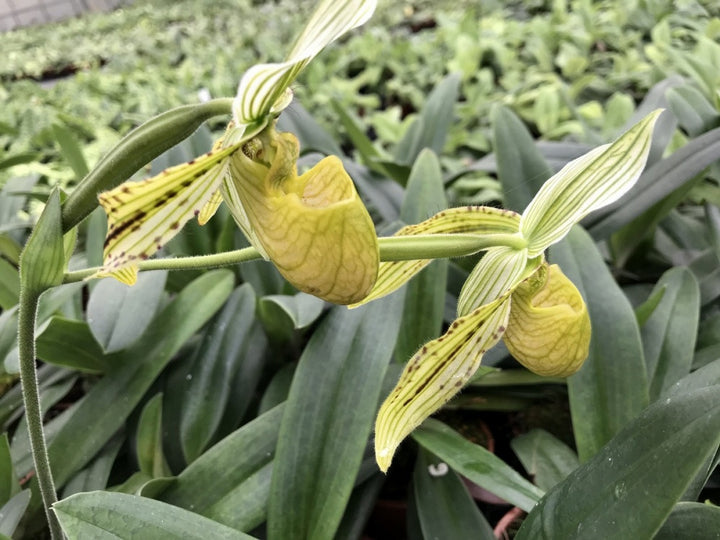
54 491 253 540
232 0 376 125
375 295 511 472
521 110 662 257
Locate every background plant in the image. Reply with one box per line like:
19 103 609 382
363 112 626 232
0 0 719 538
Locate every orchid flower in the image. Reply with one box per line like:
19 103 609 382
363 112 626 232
95 0 378 304
356 110 663 472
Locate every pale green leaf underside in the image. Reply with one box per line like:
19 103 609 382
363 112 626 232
521 110 662 257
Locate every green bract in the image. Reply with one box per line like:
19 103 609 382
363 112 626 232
372 110 663 471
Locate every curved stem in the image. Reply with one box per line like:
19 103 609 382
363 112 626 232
63 233 527 284
17 288 62 540
378 233 526 261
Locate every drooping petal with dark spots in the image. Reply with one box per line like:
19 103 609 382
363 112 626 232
374 294 511 472
94 142 240 283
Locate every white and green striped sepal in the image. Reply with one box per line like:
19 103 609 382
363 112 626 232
232 0 377 127
520 110 662 257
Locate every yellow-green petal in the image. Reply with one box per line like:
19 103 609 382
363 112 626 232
350 206 522 307
95 142 240 283
520 110 663 257
503 263 591 377
375 295 511 472
227 127 378 304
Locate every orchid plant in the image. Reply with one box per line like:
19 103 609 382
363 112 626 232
14 0 663 536
92 0 661 473
93 0 378 304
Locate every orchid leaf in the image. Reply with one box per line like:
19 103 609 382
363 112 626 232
268 295 403 539
413 419 544 512
180 284 259 463
413 448 495 539
0 491 30 539
87 270 167 353
136 394 170 479
515 387 720 539
375 296 511 472
352 206 521 307
641 267 700 401
158 405 284 532
655 502 720 539
54 492 253 540
492 104 553 211
550 227 648 462
393 73 461 166
42 270 233 490
521 110 662 256
511 429 580 492
504 263 591 377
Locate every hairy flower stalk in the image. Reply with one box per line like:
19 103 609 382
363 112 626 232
371 110 663 471
95 0 378 304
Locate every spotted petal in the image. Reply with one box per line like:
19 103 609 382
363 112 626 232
375 295 511 472
521 110 662 257
96 142 240 284
350 206 522 307
232 0 377 127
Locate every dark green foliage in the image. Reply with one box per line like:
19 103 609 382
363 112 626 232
0 0 719 538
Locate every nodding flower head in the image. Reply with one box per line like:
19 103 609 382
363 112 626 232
369 110 662 472
95 0 379 304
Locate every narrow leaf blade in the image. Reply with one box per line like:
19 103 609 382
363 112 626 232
515 387 720 539
413 419 544 512
53 492 253 540
268 295 404 540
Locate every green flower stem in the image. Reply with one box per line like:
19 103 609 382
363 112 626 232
17 288 62 540
63 233 527 284
378 233 526 261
